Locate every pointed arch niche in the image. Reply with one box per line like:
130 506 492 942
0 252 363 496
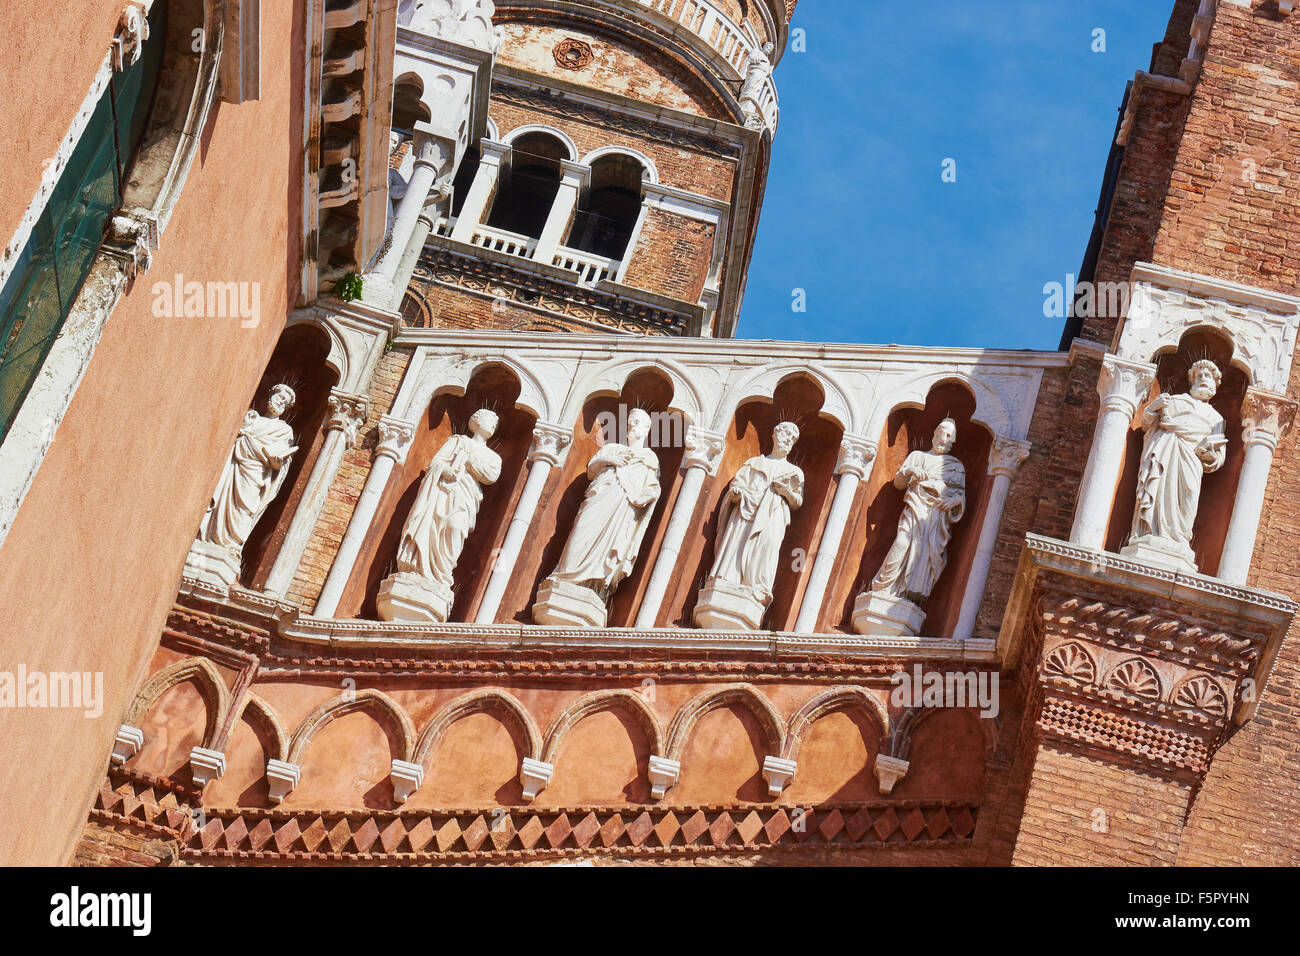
501 367 685 626
338 363 536 621
239 324 339 589
826 380 993 638
665 374 843 631
1103 328 1247 576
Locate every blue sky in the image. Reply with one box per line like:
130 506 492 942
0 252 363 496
739 0 1174 350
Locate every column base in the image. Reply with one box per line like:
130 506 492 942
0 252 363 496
183 539 241 591
532 577 608 628
693 579 767 631
1120 534 1198 574
377 572 453 623
852 591 926 637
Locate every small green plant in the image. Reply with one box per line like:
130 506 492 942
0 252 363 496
334 271 364 302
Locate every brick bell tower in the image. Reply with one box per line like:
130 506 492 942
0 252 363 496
391 0 791 338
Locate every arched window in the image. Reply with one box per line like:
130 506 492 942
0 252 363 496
569 153 646 262
0 3 166 441
485 133 567 240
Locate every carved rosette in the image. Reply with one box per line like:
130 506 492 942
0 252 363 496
375 417 416 464
326 393 369 446
529 423 572 467
1098 354 1157 420
1009 535 1294 783
989 436 1031 479
553 38 594 70
1240 388 1297 452
683 426 725 475
835 435 877 480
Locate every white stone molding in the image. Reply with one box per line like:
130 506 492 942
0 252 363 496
794 434 877 634
111 725 145 766
314 416 419 617
954 436 1031 641
580 145 660 184
1118 262 1300 395
1220 389 1297 585
1070 354 1158 551
647 755 681 800
874 754 910 795
265 758 301 804
189 746 227 788
390 758 426 804
761 755 797 798
519 757 553 802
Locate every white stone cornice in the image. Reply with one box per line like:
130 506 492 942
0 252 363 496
189 746 226 788
528 422 572 467
647 755 681 800
325 391 369 446
1119 262 1300 394
989 436 1031 478
835 435 877 479
683 426 726 474
390 758 425 804
1098 353 1157 419
111 725 144 766
375 417 417 463
761 755 797 797
266 759 301 804
520 757 553 801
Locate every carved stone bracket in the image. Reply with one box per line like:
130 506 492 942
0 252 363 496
111 2 151 72
1000 534 1296 782
103 213 157 278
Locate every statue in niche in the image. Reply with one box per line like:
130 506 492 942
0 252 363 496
1122 359 1226 571
197 384 298 554
694 421 804 631
379 409 501 623
534 408 661 628
854 418 965 637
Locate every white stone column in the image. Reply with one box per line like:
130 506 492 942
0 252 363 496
367 133 452 302
954 435 1031 641
449 140 508 244
633 426 725 629
532 161 590 265
313 416 415 618
1219 389 1296 584
793 434 876 634
474 422 572 624
1069 353 1157 550
263 391 369 598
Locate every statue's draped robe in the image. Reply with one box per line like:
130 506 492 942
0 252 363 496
1130 393 1226 547
397 435 501 586
708 455 804 604
198 411 295 551
873 450 966 601
551 444 661 597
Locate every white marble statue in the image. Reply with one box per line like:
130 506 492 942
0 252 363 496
534 410 661 627
197 384 298 554
551 409 661 598
396 408 502 588
872 418 967 602
708 421 804 605
739 42 774 129
1123 359 1226 569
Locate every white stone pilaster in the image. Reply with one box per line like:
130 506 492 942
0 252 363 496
532 161 590 265
633 426 725 629
1069 354 1157 550
954 435 1031 641
368 133 453 303
793 434 876 634
314 416 416 618
449 140 508 243
474 422 572 624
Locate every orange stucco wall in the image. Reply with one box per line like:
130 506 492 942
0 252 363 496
0 1 305 865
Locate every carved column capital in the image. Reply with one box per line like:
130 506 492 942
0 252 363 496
989 436 1031 479
528 422 572 467
835 434 877 479
683 426 726 475
325 392 369 446
409 131 454 174
1241 388 1297 452
375 416 416 463
1098 353 1157 419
